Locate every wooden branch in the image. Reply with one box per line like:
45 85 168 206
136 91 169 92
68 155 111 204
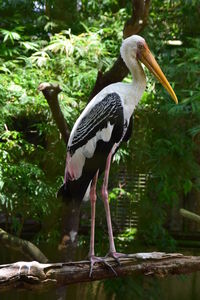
0 228 48 263
180 208 200 224
89 0 151 100
38 83 82 252
58 200 81 259
1 252 200 291
123 0 151 38
38 82 70 144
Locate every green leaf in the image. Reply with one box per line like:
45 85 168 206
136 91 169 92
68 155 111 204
0 29 21 43
183 180 193 195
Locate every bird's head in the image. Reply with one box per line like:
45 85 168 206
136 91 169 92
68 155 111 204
120 35 178 104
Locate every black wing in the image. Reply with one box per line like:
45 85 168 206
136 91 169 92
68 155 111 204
122 115 133 142
68 93 124 155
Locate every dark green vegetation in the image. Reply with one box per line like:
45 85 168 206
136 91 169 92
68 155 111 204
0 0 200 291
0 0 128 240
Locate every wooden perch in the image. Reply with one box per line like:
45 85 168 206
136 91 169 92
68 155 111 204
180 208 200 224
1 252 200 292
0 228 48 263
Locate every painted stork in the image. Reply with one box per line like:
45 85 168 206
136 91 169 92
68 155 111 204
58 35 178 275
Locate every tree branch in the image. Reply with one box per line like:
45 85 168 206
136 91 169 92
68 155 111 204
123 0 151 38
0 228 48 263
180 208 200 224
1 252 200 291
38 82 70 144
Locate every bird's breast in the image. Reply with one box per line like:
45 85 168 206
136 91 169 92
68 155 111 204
66 121 115 181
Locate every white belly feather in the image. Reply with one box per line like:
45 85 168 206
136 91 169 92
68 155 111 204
66 121 114 180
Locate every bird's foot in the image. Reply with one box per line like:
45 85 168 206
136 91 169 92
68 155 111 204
89 255 117 277
105 251 128 265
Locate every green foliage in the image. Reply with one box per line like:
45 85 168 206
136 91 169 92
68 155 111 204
104 275 162 300
0 0 127 239
0 128 56 233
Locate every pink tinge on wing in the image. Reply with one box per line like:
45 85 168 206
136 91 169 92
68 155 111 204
64 152 77 181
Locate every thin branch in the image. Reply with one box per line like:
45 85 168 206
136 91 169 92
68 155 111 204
1 252 200 291
0 228 48 263
38 82 70 144
180 208 200 224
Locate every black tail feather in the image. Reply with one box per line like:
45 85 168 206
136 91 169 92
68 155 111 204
57 182 83 204
57 183 67 200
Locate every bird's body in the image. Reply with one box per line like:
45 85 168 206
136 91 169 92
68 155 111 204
60 42 147 200
62 79 145 200
58 35 178 275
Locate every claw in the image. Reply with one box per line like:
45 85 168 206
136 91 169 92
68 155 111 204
103 260 118 276
106 252 128 266
89 255 117 277
114 256 121 266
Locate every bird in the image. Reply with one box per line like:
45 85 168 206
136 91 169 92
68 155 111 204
58 34 178 276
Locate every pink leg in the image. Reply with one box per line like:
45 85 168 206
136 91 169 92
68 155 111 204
102 149 127 262
101 151 116 253
89 170 99 257
88 170 117 277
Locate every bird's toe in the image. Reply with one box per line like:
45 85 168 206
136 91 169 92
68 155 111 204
88 255 117 277
106 252 129 265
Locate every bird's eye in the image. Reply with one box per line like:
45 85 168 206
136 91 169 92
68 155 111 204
138 43 144 50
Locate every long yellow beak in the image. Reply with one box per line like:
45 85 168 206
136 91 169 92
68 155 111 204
139 47 178 104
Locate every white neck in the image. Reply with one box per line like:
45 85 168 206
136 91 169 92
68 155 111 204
125 54 146 96
115 51 147 121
